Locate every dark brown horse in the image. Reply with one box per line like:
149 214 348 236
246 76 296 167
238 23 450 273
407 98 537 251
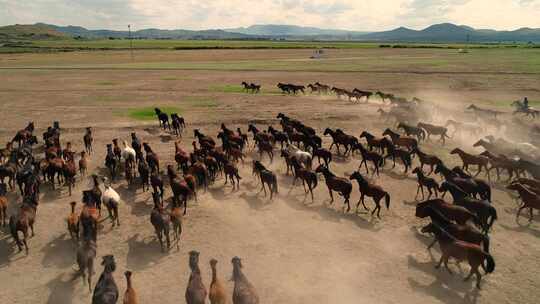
360 131 386 154
349 171 390 217
252 160 278 200
415 199 481 227
507 183 540 222
417 122 451 144
382 128 418 151
450 148 490 178
290 157 318 201
411 147 441 175
150 192 171 252
315 165 352 211
354 142 384 176
412 167 439 200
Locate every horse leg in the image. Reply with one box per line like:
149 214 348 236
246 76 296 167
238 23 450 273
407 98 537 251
474 164 482 177
530 207 534 222
328 189 334 204
435 254 444 269
115 207 120 226
427 239 437 250
375 199 382 218
415 186 420 200
427 187 433 200
443 256 453 274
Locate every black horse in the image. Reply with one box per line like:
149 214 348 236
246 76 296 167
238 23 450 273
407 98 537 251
154 108 171 130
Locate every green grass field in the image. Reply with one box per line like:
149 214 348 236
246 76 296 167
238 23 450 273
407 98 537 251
126 107 179 120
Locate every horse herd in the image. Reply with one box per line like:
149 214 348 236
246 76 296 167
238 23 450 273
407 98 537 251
1 94 540 301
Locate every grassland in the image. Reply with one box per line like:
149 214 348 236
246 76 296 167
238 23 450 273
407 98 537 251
1 47 539 74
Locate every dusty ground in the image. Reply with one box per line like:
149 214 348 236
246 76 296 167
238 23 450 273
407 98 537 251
0 49 539 304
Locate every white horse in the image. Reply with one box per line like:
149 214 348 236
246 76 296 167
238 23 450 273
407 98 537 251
286 144 312 169
101 178 121 226
122 140 136 168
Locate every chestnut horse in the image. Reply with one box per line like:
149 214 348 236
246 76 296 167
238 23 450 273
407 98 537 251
9 194 38 253
428 222 495 289
450 148 490 179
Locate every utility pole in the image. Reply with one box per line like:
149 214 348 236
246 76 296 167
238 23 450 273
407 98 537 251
128 24 134 60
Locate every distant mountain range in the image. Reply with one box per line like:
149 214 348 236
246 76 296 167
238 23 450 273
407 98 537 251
1 22 540 42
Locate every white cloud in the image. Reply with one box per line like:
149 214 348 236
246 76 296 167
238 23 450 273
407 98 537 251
0 0 538 31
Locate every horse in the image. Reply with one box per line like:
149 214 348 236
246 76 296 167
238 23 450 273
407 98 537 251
450 148 490 179
511 100 539 118
9 194 38 254
427 222 495 289
150 192 171 252
252 161 278 200
312 147 332 167
479 151 517 181
352 88 373 102
267 126 289 149
420 208 490 253
354 143 383 176
445 120 483 138
359 131 386 154
290 157 318 202
349 171 390 217
506 183 540 222
411 147 442 175
154 108 171 130
439 182 497 233
382 141 412 174
167 165 194 215
105 144 118 181
467 104 503 118
417 122 451 145
375 91 394 103
223 160 242 190
286 144 312 169
415 199 481 227
397 122 426 141
435 163 492 202
257 140 274 163
315 165 352 211
0 184 8 226
412 167 439 200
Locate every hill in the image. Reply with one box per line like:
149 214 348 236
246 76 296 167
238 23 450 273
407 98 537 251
224 24 368 37
0 24 66 40
1 23 540 42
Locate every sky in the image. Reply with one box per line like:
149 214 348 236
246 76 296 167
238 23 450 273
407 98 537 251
1 0 539 31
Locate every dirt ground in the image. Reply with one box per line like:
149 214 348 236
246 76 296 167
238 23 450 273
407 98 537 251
0 49 539 304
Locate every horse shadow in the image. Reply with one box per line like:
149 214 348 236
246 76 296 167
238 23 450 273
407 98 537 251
41 233 76 268
499 223 540 237
128 194 153 217
383 169 412 181
39 187 63 203
238 192 271 210
116 184 137 204
144 127 161 135
126 233 168 271
407 255 481 304
45 272 79 304
159 134 173 143
0 233 16 268
283 194 382 231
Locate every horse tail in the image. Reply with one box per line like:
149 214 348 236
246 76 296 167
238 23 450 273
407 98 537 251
9 216 21 248
483 253 495 274
384 192 391 209
482 234 491 253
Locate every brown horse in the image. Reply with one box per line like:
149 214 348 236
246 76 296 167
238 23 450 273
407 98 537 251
252 160 278 200
315 164 352 211
290 157 318 201
9 194 38 253
0 183 8 227
167 165 194 215
349 171 390 217
63 152 77 196
415 199 481 227
360 131 386 154
507 183 540 222
450 148 490 178
67 201 80 241
417 122 451 145
223 160 242 190
150 192 171 252
354 142 384 176
411 147 441 175
382 128 418 151
412 167 439 200
428 222 495 289
257 140 274 162
175 140 190 172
